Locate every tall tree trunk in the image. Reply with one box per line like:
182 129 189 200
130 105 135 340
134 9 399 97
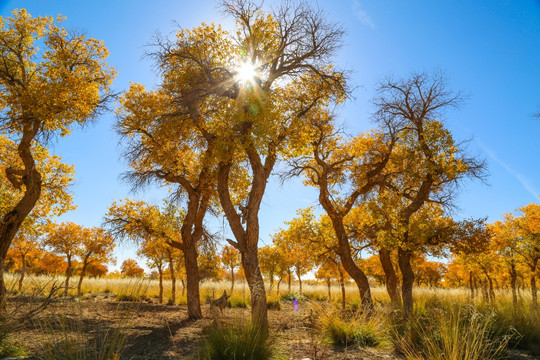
0 126 42 308
379 248 401 308
269 271 274 288
230 266 235 295
181 278 185 296
398 248 414 317
485 272 495 304
277 277 282 296
77 260 89 297
158 266 163 304
338 266 346 310
18 255 26 293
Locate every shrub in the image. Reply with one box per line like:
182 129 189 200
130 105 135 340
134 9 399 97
115 293 141 302
393 306 514 360
266 298 281 310
324 315 386 348
199 323 283 360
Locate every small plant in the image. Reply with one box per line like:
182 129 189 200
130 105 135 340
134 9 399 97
324 315 385 348
229 297 248 308
115 293 141 302
199 323 283 360
266 297 281 310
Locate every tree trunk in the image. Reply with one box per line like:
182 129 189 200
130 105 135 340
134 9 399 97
230 266 235 294
183 241 201 318
277 277 282 296
240 246 268 328
287 270 292 293
327 278 331 301
379 248 401 308
269 271 274 288
398 248 414 317
531 273 537 309
296 269 302 294
338 266 346 310
0 126 42 308
485 273 495 304
469 271 475 300
64 257 73 296
181 278 185 296
77 260 89 297
169 254 176 305
158 266 163 304
509 263 517 308
18 255 26 293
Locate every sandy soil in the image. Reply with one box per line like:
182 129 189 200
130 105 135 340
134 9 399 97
8 295 540 359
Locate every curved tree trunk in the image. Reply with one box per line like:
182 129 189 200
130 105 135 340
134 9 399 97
379 248 401 308
241 246 268 328
297 269 303 294
398 248 414 317
0 126 42 308
469 271 475 300
531 272 537 309
167 250 176 305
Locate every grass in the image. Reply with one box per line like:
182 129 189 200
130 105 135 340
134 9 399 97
199 323 283 360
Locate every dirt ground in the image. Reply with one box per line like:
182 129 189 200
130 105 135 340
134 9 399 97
8 295 540 359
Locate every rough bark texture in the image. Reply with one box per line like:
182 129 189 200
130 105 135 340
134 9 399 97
327 279 331 301
64 257 73 297
230 266 235 295
183 240 201 319
531 273 538 309
469 271 476 300
379 248 401 308
398 248 414 317
0 126 42 307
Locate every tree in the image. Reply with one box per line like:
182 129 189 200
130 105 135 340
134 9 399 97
0 9 115 304
138 238 169 304
76 227 115 296
121 259 144 278
6 232 40 292
370 73 485 315
142 0 347 328
44 222 85 296
258 245 287 294
516 203 540 308
85 261 108 278
221 245 240 294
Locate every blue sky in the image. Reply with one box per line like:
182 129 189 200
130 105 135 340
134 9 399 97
1 1 539 268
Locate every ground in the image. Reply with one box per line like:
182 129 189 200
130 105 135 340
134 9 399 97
8 294 540 359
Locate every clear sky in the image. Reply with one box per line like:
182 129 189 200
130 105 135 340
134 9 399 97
1 1 539 268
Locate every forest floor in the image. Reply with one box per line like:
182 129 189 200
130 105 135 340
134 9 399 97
7 293 540 359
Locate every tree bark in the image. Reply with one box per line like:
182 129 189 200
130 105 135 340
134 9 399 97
230 266 235 294
338 266 346 310
327 278 331 301
0 125 42 308
296 269 302 294
509 263 517 308
183 240 201 318
77 259 89 297
167 250 176 305
398 248 414 317
379 248 401 308
287 270 292 293
469 271 475 300
18 255 26 293
531 272 537 309
158 266 163 304
64 256 73 296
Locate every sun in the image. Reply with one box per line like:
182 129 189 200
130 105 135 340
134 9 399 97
236 62 257 84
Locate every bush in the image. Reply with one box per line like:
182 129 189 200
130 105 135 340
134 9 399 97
266 298 281 310
393 305 514 360
115 293 141 302
324 315 385 348
36 315 126 360
199 323 283 360
229 295 249 308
